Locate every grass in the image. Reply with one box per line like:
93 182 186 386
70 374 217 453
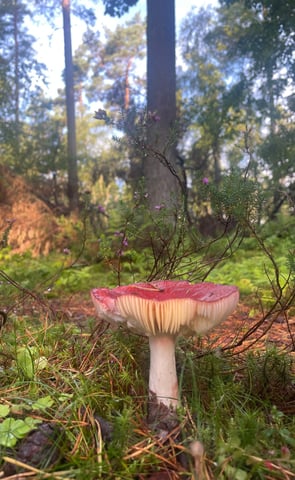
0 232 294 478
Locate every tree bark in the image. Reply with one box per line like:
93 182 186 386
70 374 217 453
13 0 20 158
145 0 182 211
62 0 79 213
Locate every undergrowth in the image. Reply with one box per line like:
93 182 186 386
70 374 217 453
0 225 293 301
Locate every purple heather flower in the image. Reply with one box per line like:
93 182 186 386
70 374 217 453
281 446 290 458
154 204 165 210
63 248 71 255
148 111 161 122
122 237 128 247
202 177 209 185
98 204 106 213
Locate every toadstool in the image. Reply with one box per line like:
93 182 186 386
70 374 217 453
91 280 239 431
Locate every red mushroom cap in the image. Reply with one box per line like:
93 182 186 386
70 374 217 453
91 280 239 336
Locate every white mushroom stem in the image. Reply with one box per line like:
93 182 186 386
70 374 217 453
148 334 179 409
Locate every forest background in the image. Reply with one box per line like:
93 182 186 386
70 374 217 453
1 0 294 227
0 0 294 477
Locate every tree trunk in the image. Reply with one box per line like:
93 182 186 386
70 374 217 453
144 0 182 211
13 0 20 158
62 0 79 213
213 143 222 185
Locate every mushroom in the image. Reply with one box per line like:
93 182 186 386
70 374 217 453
91 280 239 431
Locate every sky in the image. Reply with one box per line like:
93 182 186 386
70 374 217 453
31 0 217 97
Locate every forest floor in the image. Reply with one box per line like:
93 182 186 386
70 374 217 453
2 292 295 479
49 293 295 418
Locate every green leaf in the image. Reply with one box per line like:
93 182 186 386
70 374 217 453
32 395 54 411
224 465 248 480
11 419 33 437
23 416 41 430
0 417 40 447
280 429 295 448
58 393 73 402
235 469 248 480
0 418 18 447
34 356 48 372
0 405 10 418
16 347 35 380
